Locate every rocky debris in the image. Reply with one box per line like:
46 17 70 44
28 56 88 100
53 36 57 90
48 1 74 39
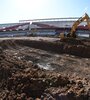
0 38 90 99
1 68 90 100
0 56 89 100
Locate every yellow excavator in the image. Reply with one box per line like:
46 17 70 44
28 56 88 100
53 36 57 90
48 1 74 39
60 13 90 39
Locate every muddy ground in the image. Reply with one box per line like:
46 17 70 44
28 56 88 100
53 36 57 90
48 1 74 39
0 37 90 100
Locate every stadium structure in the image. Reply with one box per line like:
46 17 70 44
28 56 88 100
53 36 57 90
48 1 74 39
0 22 30 37
0 17 90 37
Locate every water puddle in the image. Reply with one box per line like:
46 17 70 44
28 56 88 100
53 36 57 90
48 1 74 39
37 63 55 70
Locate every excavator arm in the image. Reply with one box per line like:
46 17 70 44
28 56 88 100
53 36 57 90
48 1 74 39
67 13 90 38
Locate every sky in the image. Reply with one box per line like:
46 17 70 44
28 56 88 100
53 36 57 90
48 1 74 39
0 0 90 23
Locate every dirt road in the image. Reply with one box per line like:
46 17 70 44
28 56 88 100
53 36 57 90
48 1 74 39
0 37 90 100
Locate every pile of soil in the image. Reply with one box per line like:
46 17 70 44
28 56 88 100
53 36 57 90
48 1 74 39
0 51 90 100
0 38 90 57
0 38 90 100
14 39 90 58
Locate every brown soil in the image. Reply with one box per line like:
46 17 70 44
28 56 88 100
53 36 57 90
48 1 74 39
0 37 90 100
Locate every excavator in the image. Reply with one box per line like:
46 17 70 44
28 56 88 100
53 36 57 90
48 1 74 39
60 13 90 39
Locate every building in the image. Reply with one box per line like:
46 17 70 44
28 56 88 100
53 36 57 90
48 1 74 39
0 17 90 37
0 22 30 37
20 17 90 37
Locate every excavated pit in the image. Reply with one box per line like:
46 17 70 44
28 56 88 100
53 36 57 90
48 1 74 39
0 37 90 100
1 38 90 57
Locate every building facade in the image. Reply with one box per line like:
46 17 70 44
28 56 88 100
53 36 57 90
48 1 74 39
0 17 90 37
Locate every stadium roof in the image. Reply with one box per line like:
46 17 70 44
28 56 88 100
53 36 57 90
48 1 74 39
19 17 79 23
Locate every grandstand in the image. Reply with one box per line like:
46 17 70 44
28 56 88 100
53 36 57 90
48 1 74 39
0 23 30 32
0 22 30 37
0 17 90 37
26 18 90 37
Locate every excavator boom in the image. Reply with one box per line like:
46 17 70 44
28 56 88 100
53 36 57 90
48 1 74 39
67 13 90 38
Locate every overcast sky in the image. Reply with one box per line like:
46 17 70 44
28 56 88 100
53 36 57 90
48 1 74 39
0 0 90 23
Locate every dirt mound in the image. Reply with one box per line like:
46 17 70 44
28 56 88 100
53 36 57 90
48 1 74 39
0 39 18 49
0 67 90 99
15 39 90 58
63 44 90 57
0 39 90 57
0 49 11 80
60 37 84 45
0 50 89 100
0 38 90 99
